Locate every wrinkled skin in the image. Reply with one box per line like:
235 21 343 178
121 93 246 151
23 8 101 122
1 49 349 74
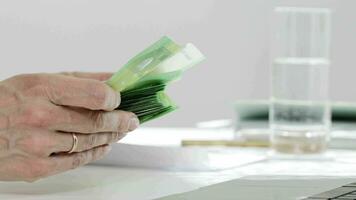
0 72 139 182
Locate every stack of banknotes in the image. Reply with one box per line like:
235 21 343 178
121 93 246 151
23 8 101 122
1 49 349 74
106 36 205 123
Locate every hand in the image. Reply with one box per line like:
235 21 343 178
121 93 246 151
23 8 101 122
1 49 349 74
0 72 139 182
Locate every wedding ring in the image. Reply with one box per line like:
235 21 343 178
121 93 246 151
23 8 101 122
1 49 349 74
68 133 78 154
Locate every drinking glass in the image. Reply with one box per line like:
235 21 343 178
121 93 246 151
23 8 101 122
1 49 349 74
270 7 332 154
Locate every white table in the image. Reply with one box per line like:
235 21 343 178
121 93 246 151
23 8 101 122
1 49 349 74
2 128 356 200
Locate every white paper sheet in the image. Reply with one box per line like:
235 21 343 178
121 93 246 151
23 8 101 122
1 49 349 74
93 143 266 171
92 128 266 171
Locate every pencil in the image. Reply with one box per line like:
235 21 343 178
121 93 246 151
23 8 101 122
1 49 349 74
181 140 270 147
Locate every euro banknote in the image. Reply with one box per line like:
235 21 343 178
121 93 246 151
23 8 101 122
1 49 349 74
107 36 205 123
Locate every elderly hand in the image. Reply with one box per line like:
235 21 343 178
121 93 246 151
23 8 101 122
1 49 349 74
0 72 139 182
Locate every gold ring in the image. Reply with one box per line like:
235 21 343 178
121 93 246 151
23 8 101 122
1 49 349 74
68 133 78 154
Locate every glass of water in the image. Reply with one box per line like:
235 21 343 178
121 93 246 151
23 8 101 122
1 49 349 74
270 7 332 154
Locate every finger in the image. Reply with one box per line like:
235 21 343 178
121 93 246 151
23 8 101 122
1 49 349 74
12 128 59 157
44 74 120 111
53 132 126 153
9 128 123 158
47 145 111 177
49 106 140 133
59 72 113 81
14 101 139 134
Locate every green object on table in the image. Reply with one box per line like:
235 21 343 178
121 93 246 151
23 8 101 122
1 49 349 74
234 100 356 121
107 36 205 123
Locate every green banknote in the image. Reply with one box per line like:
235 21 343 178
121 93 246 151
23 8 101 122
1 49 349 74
106 36 182 92
106 36 205 123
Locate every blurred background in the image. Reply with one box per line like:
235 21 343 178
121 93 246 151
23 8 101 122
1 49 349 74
0 0 354 127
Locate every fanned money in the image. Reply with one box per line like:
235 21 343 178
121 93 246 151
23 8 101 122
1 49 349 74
106 36 205 123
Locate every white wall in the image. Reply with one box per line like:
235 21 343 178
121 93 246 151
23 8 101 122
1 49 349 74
0 0 355 127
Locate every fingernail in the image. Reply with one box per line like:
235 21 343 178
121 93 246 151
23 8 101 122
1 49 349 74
128 117 140 131
106 91 120 110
